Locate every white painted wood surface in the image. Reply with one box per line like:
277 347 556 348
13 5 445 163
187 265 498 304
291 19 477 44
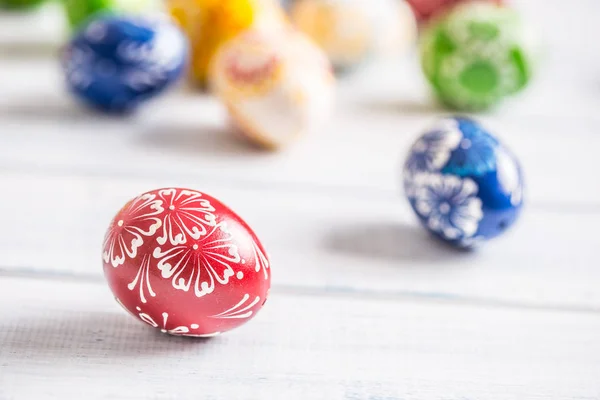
1 1 600 398
1 171 600 311
0 2 66 53
2 277 600 400
1 56 599 207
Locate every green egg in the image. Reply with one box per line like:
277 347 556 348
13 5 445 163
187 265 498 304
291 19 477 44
0 0 49 10
419 2 537 111
62 0 162 31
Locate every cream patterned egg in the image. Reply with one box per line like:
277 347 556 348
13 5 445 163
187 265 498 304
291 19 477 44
62 14 188 113
403 116 524 248
102 188 271 337
289 0 417 72
210 26 335 149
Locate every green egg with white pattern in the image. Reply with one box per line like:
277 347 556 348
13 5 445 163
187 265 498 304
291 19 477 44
62 0 164 31
419 1 537 111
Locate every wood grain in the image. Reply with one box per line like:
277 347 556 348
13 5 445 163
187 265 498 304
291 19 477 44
1 1 600 397
1 276 599 400
1 52 599 208
0 171 598 311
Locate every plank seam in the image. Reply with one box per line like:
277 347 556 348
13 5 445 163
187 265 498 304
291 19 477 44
1 267 599 315
1 164 600 212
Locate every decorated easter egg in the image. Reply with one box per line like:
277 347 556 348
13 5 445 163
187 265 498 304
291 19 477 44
403 116 523 248
420 1 534 111
0 0 47 10
290 0 417 71
168 0 288 87
62 0 164 30
102 188 271 337
406 0 502 24
210 26 334 149
62 14 188 113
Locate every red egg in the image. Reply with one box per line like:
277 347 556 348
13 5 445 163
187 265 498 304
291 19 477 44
407 0 503 23
102 188 271 337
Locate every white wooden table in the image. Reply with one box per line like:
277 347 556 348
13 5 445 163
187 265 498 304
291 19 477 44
1 2 600 399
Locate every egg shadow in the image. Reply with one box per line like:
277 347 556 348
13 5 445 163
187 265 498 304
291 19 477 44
358 96 448 116
324 221 476 264
0 96 137 124
0 42 59 59
2 310 215 363
137 122 273 158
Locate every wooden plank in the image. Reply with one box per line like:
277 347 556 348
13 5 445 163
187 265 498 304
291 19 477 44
0 3 66 56
1 276 599 400
1 54 599 206
1 171 599 310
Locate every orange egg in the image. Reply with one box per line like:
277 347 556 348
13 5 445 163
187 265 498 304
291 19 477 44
167 0 289 87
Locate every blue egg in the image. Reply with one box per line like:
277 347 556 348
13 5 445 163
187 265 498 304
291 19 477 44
62 14 188 113
403 116 524 248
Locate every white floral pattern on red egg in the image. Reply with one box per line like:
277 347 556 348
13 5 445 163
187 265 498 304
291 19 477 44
102 193 163 268
103 188 271 336
153 222 242 297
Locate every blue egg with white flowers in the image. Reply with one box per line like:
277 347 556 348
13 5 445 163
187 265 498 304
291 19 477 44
62 14 188 113
403 116 524 248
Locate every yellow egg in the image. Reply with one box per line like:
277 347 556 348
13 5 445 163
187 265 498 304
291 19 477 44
210 26 335 150
167 0 288 87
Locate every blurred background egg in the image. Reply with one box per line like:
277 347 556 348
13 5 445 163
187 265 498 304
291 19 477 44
419 1 536 111
0 0 47 10
62 14 188 113
167 0 289 88
403 116 524 248
406 0 503 24
210 26 334 150
289 0 417 72
62 0 165 31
